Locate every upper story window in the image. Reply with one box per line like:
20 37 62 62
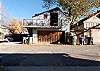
44 13 48 19
50 12 58 26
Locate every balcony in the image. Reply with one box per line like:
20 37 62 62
23 19 62 29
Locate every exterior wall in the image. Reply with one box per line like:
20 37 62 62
61 16 70 32
32 12 50 26
91 29 100 44
83 15 100 44
32 10 70 32
84 16 100 29
84 16 100 36
25 8 71 44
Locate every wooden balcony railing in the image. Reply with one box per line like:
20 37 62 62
85 22 100 30
77 22 100 35
23 19 62 29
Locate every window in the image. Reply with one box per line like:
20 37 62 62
50 12 58 26
44 13 48 19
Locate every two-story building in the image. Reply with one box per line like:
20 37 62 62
71 10 100 44
23 7 71 44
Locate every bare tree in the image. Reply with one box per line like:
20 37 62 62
9 18 23 34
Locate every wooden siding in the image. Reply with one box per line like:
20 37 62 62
37 31 62 44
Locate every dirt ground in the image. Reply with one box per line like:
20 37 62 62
0 42 100 61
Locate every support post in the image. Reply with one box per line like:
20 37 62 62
32 28 38 44
64 31 67 44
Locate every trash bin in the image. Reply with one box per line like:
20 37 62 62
86 37 92 45
70 36 73 45
79 37 82 45
73 36 77 45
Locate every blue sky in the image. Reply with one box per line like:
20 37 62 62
1 0 100 20
1 0 48 19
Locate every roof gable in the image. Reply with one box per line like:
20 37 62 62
84 16 100 23
71 10 100 28
79 10 100 22
32 7 65 18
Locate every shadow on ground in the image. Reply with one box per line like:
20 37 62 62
0 53 100 66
